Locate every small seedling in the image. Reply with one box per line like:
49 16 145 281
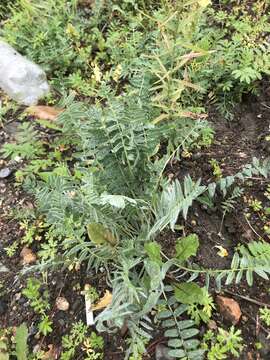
210 159 222 179
22 278 52 336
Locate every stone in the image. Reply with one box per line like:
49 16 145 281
55 296 69 311
0 262 9 273
216 295 242 325
20 247 37 265
0 168 11 179
14 293 21 301
207 320 217 330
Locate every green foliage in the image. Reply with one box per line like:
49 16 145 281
1 0 88 88
15 323 28 360
61 321 90 360
174 284 214 324
209 159 222 179
38 315 53 336
0 123 44 160
22 278 52 336
2 1 270 358
202 326 243 359
224 241 270 287
202 2 270 116
175 234 199 262
150 177 206 236
144 241 163 265
87 223 117 246
84 286 99 303
174 283 204 305
157 296 205 359
4 241 18 258
259 307 270 327
0 324 28 360
221 187 244 215
83 332 104 360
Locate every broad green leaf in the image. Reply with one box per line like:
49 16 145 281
164 329 178 337
100 194 136 209
246 269 253 286
179 320 195 330
168 339 183 348
102 194 126 208
15 323 28 360
174 283 203 304
168 349 186 357
175 234 199 262
144 242 162 265
185 339 200 350
157 310 171 319
174 304 188 316
87 223 117 246
162 319 176 328
181 328 199 339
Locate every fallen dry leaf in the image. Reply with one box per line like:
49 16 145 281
55 297 69 311
92 290 112 311
216 295 242 325
26 105 63 121
42 344 60 360
214 245 228 257
20 247 37 265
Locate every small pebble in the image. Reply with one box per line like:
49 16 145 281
0 262 9 273
155 344 175 360
56 296 69 311
207 319 217 330
14 293 21 301
0 167 11 179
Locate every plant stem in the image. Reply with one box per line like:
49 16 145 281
223 290 270 309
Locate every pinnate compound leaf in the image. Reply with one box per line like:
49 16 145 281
175 234 199 262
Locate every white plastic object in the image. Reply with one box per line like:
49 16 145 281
0 40 49 105
84 284 94 326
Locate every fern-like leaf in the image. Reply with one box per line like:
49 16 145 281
215 241 270 288
157 298 205 359
150 176 206 236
